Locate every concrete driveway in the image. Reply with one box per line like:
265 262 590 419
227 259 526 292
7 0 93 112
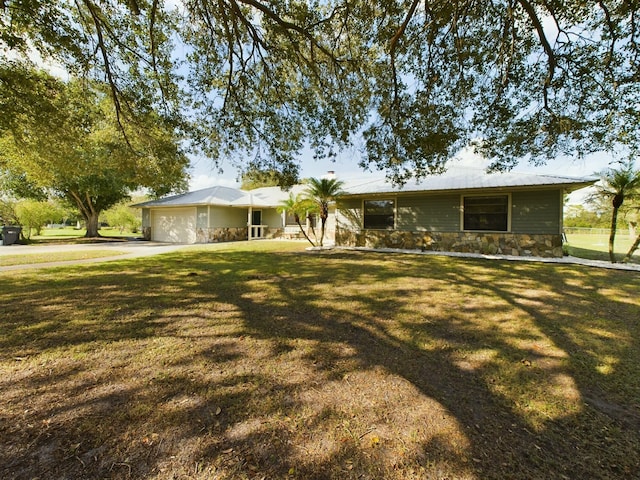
0 240 188 271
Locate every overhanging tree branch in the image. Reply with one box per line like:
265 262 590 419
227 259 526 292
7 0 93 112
81 0 127 133
390 0 420 109
516 0 557 113
149 0 169 112
597 0 617 71
234 0 343 67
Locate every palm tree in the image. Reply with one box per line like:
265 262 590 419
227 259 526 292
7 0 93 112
305 177 345 247
277 192 317 246
623 232 640 262
594 161 640 263
623 208 640 262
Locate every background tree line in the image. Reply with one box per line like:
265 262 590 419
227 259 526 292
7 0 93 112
0 194 144 240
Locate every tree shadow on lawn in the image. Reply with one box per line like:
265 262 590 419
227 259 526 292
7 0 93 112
226 251 640 479
0 249 639 479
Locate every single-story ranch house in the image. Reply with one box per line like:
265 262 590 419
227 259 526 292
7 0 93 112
135 168 595 258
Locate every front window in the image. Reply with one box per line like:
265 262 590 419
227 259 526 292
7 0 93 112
364 199 395 229
285 211 299 225
463 195 509 231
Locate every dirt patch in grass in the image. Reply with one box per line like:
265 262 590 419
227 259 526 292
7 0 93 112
1 243 639 479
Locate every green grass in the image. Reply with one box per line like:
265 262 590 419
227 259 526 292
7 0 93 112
564 232 639 263
0 250 126 267
30 226 142 241
1 241 639 479
31 226 87 239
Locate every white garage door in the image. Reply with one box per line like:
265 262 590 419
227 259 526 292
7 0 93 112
151 207 197 244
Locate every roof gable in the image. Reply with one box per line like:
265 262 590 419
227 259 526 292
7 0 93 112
135 185 252 207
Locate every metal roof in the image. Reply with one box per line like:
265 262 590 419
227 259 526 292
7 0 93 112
135 168 596 208
134 185 253 208
249 184 309 205
341 168 596 196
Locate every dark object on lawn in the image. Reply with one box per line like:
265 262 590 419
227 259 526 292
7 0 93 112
1 226 22 246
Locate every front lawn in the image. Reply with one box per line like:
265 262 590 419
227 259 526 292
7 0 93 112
564 232 639 263
1 242 639 479
0 250 126 267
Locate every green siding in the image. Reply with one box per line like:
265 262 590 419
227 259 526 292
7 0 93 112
511 190 561 234
210 206 247 228
397 194 460 231
338 189 562 234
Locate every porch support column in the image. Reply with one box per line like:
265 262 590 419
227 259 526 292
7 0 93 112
248 205 253 241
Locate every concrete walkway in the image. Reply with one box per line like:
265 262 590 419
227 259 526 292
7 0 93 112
323 246 640 272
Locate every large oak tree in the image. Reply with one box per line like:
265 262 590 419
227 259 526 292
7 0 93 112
0 63 188 236
1 1 639 183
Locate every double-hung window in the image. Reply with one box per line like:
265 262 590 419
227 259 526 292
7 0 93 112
463 195 509 231
363 199 395 229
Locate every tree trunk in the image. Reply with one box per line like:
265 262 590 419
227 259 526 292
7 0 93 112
609 206 619 263
84 211 101 237
318 204 329 247
296 220 316 247
623 234 640 263
307 214 318 244
68 191 101 238
319 217 327 247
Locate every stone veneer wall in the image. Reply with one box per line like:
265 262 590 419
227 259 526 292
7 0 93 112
195 227 288 242
267 228 286 239
196 227 248 243
336 228 564 258
142 226 151 241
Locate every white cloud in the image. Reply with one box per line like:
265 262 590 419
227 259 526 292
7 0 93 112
188 173 239 191
446 146 490 170
3 44 69 79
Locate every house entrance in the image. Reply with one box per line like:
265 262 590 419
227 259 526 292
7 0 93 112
252 210 262 226
250 210 264 239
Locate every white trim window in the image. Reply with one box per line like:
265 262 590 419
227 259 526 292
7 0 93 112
363 199 395 229
462 194 511 232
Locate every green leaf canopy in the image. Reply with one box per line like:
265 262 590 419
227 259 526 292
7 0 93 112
0 63 189 236
1 1 639 183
